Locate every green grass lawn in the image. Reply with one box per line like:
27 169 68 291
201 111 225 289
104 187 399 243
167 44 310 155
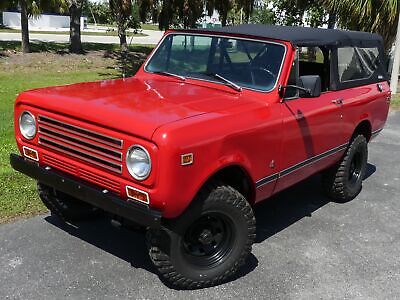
391 94 400 110
0 41 153 223
0 27 147 37
140 23 160 31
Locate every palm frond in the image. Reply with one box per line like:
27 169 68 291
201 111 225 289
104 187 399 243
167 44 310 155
323 0 399 50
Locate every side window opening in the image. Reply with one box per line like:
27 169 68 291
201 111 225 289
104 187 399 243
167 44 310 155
284 46 331 100
298 46 330 92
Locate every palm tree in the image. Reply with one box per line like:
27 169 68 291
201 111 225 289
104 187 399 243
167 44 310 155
206 0 231 26
1 0 65 53
0 0 33 53
323 0 399 50
20 0 30 53
63 0 84 53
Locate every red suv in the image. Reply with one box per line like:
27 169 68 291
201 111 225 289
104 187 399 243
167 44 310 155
11 25 390 289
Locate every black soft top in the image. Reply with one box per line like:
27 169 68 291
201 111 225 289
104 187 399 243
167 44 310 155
194 24 383 48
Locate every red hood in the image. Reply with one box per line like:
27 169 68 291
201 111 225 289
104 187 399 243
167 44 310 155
17 77 242 140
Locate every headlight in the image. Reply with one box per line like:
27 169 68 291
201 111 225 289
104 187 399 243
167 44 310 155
19 111 37 140
126 145 151 180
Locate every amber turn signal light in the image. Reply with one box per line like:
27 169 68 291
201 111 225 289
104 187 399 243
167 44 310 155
22 146 39 161
126 186 149 205
181 153 194 166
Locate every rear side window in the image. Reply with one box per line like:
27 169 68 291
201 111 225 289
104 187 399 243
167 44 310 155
337 47 381 82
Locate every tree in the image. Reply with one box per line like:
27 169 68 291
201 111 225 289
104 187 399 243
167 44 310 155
0 0 34 53
82 1 113 24
158 0 177 30
323 0 399 50
271 0 326 27
20 0 30 53
250 3 275 25
207 0 255 26
180 0 204 28
1 0 61 53
154 0 257 29
110 0 132 51
66 0 84 53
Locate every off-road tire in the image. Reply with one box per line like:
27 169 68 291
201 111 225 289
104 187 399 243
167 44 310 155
147 181 256 289
323 134 368 202
38 182 100 222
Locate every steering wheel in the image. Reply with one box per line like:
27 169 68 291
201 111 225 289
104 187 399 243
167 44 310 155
249 66 276 86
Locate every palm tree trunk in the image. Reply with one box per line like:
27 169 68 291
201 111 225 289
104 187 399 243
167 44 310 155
69 3 83 54
221 11 227 26
328 13 336 29
20 0 30 53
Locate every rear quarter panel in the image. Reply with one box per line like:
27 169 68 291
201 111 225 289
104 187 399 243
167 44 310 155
340 81 390 141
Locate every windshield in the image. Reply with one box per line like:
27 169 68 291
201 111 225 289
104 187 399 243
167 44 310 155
145 34 286 92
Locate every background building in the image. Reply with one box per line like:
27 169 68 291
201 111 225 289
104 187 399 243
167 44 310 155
2 11 87 31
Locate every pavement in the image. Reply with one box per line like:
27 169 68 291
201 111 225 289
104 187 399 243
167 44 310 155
0 30 164 45
1 111 399 299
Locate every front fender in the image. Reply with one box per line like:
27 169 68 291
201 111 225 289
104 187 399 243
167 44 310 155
152 117 257 219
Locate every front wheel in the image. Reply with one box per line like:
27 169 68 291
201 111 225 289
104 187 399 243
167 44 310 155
322 134 368 202
147 181 256 289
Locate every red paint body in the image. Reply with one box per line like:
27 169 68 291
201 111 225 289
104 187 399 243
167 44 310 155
14 30 391 219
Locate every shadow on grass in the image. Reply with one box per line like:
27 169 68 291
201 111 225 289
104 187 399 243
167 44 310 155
0 40 154 78
101 49 151 78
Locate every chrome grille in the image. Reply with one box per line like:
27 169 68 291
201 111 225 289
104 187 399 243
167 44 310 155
38 115 123 173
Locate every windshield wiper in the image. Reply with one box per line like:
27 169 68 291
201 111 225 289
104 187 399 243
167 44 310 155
153 71 186 81
206 73 242 92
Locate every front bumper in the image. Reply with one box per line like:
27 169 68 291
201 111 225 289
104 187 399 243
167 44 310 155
10 153 162 228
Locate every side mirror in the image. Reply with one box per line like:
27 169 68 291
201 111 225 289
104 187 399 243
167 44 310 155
299 75 321 98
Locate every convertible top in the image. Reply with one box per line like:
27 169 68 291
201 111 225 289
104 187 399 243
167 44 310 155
193 24 384 48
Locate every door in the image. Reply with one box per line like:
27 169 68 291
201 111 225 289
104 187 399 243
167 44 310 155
274 47 347 193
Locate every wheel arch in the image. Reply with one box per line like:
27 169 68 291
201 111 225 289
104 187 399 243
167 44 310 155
206 164 256 204
167 162 257 220
352 119 372 142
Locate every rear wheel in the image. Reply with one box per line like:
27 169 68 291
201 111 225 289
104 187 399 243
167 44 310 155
38 182 100 222
147 181 256 289
323 134 368 202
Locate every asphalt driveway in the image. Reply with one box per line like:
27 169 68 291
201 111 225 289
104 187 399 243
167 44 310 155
1 111 399 299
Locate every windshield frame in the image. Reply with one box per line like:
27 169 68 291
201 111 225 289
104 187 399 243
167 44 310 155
143 32 288 93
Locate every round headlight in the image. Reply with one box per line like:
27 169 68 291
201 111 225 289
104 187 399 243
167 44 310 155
19 111 37 140
126 145 151 180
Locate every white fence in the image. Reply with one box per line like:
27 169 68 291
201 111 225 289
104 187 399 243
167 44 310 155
2 11 87 30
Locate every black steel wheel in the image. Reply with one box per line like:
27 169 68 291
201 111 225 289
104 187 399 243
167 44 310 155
182 212 234 268
323 134 368 202
348 149 363 187
147 181 256 289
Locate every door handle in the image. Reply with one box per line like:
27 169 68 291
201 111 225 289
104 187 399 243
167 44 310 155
332 98 343 105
